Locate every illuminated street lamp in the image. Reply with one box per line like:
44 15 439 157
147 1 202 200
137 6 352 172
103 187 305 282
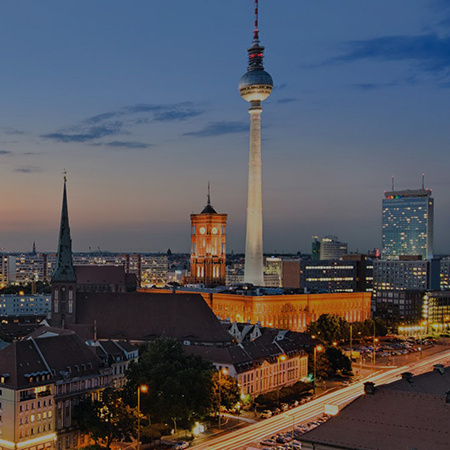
218 367 228 429
313 345 323 395
277 354 287 405
137 384 148 450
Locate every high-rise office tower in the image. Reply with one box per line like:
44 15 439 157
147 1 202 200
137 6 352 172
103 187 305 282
382 183 434 260
239 0 273 286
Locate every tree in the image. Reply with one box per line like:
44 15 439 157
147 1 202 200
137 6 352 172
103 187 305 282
309 347 352 379
73 388 135 449
306 314 349 344
125 337 214 432
210 371 241 414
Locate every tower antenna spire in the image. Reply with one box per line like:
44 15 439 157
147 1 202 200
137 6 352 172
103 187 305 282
253 0 259 42
422 173 425 190
392 175 394 191
207 181 211 206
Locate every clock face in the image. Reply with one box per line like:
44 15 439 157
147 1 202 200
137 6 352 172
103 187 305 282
199 227 206 235
212 227 218 235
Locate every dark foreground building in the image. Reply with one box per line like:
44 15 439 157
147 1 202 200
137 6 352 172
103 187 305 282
300 364 450 450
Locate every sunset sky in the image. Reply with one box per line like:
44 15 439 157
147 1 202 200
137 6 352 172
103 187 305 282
1 0 450 254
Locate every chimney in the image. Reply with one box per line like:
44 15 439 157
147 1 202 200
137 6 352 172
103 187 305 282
402 372 413 382
434 364 445 375
364 382 375 395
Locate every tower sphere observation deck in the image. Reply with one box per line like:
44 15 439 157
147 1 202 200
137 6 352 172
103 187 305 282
240 0 272 286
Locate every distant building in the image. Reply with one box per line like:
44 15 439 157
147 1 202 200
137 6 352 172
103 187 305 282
373 258 440 292
188 190 227 287
0 294 51 317
382 188 434 260
320 237 348 260
423 291 450 332
300 365 450 450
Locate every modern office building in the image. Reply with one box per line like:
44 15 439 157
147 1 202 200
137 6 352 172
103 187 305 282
373 258 440 292
423 291 450 332
300 259 373 293
382 188 434 260
373 290 424 325
311 236 348 260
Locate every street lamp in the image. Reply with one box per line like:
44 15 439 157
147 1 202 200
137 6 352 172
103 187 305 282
137 384 148 450
277 354 287 406
218 368 228 429
313 345 323 395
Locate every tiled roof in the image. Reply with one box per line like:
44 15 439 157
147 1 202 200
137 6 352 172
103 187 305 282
75 292 233 344
0 333 102 389
75 265 127 285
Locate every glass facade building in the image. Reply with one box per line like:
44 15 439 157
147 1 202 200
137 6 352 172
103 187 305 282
382 189 434 260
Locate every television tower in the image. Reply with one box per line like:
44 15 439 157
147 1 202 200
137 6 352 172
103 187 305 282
239 0 273 286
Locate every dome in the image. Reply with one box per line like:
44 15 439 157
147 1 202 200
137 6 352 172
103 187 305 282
239 70 273 102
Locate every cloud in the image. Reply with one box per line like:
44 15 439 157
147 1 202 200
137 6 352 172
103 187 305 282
0 127 26 135
42 122 124 143
14 166 42 173
41 102 204 143
184 121 248 137
0 150 12 155
332 33 450 76
275 83 288 90
95 141 153 149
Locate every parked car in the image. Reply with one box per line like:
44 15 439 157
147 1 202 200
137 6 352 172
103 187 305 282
260 438 277 446
172 441 189 449
261 410 273 419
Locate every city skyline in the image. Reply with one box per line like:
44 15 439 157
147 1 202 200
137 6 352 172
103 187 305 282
1 1 450 254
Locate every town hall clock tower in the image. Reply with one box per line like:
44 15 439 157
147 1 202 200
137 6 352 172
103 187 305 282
189 187 227 287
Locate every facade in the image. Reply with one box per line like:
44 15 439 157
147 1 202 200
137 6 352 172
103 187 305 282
0 294 51 317
240 2 273 286
300 261 358 293
0 330 121 450
319 237 348 260
187 324 310 397
423 291 450 332
188 193 227 287
373 290 424 324
382 188 434 260
201 291 371 331
373 258 440 292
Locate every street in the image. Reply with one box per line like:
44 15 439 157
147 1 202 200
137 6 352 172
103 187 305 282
191 348 450 450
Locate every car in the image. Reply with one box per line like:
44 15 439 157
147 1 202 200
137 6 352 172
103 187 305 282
260 439 277 446
260 410 273 419
172 441 189 449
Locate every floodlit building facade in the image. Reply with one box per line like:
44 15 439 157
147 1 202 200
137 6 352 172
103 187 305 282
382 189 434 260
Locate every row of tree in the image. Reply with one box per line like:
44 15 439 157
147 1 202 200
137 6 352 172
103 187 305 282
306 314 387 345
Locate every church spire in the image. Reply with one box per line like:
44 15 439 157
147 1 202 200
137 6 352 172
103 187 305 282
52 176 76 282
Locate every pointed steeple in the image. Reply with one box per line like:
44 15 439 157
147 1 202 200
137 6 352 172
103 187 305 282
201 182 217 214
52 177 76 282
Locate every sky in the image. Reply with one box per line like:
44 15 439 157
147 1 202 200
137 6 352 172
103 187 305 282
1 0 450 254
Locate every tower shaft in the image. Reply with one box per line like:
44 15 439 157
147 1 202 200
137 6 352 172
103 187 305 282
244 101 264 285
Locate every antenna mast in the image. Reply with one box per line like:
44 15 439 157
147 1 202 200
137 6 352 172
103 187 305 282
422 173 425 190
253 0 259 41
207 181 211 206
391 175 394 191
